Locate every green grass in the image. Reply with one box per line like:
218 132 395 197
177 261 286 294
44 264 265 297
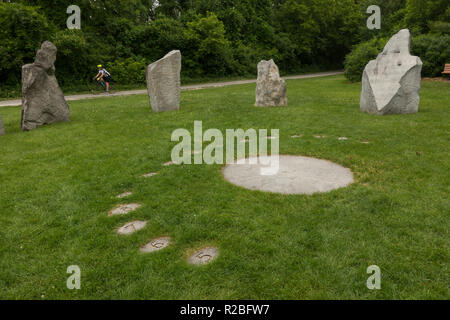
0 75 448 299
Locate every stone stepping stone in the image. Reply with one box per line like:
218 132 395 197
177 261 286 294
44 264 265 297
338 137 348 141
188 247 219 265
117 220 147 235
223 155 354 195
140 237 171 253
361 141 370 144
109 203 141 216
291 135 303 138
142 172 158 178
314 135 325 139
116 191 132 199
163 161 175 166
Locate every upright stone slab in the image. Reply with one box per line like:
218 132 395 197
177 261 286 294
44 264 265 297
146 50 181 112
255 59 287 107
0 115 4 136
360 29 422 115
21 41 70 131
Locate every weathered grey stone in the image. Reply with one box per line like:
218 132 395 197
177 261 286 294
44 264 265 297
188 247 219 265
21 41 70 131
255 59 287 107
140 237 171 253
0 115 4 136
142 172 158 178
146 50 181 112
108 203 141 216
117 220 147 235
361 29 422 115
116 191 132 199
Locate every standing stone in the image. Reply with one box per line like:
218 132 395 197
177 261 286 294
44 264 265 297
0 115 4 136
255 59 287 107
360 29 422 115
146 50 181 112
21 41 70 131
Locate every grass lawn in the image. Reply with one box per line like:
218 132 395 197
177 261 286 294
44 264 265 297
0 75 448 299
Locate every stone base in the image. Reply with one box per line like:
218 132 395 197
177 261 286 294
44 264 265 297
223 155 354 195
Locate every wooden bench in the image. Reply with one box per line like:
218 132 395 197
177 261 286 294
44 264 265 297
442 64 450 76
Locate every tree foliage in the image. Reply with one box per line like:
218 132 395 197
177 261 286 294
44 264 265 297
0 3 53 84
0 0 448 89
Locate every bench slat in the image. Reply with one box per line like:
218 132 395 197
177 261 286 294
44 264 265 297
442 64 450 74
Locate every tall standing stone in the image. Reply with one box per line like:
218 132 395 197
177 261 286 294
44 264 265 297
255 59 287 107
0 115 4 136
21 41 70 131
146 50 181 112
360 29 422 115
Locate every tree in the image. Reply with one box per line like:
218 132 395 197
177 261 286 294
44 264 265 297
183 12 234 76
0 2 53 84
404 0 450 34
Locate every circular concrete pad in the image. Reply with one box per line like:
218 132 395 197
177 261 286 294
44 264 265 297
109 203 141 216
117 220 147 235
188 247 219 265
140 237 171 253
222 155 354 195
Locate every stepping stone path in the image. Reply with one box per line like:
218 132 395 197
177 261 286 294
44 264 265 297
291 135 303 138
142 172 158 178
109 203 141 216
338 137 348 141
223 155 354 195
116 191 132 199
188 247 219 265
140 237 171 253
108 152 224 265
117 220 147 235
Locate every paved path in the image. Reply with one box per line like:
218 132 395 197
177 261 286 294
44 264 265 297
0 71 343 107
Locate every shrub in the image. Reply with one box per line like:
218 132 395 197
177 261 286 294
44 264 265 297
106 57 147 85
344 37 387 82
411 34 450 77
